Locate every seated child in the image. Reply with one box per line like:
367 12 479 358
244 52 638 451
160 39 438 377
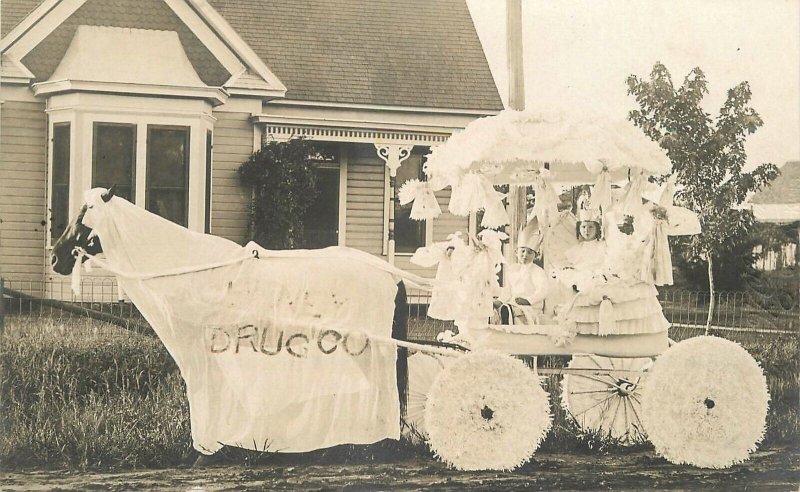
494 232 550 325
554 204 669 336
557 214 608 293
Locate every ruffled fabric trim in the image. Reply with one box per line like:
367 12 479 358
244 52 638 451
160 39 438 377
574 312 669 335
571 295 663 323
573 282 658 306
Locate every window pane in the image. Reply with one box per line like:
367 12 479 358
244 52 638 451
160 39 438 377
92 123 136 202
147 126 190 227
50 123 70 242
394 151 427 253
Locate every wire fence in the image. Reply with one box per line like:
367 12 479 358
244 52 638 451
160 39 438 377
1 276 797 340
0 276 147 333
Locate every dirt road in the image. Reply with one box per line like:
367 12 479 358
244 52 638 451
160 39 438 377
2 445 798 490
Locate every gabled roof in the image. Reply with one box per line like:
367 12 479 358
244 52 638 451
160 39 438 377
750 161 800 205
207 0 503 110
1 0 286 97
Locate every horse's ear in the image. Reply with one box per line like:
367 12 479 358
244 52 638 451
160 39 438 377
101 185 116 203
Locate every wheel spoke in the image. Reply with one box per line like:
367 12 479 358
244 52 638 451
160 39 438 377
569 388 616 395
627 394 644 428
586 355 606 370
573 393 616 418
620 396 632 442
608 396 623 436
572 373 619 387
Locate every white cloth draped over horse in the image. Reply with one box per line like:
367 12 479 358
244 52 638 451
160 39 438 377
79 189 429 454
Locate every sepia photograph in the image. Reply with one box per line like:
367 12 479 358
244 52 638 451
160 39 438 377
0 0 798 489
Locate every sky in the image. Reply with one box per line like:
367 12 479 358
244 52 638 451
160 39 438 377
467 0 800 170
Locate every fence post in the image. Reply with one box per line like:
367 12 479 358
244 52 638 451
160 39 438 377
0 277 5 335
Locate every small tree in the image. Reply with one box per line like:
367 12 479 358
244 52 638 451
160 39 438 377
238 138 332 249
627 62 779 332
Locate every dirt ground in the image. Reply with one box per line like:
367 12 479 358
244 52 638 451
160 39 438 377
2 444 798 491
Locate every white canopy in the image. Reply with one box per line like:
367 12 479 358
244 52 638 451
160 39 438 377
401 110 674 228
424 110 671 188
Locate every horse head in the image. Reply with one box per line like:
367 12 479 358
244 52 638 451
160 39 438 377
51 186 116 275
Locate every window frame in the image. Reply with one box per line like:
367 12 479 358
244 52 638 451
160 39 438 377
91 121 138 203
145 124 191 227
48 121 72 245
384 147 434 256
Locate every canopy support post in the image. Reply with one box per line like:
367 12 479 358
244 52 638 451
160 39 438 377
505 0 526 271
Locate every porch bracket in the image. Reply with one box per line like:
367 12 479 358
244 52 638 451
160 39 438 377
375 143 414 265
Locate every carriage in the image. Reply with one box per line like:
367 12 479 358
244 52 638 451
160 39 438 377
398 110 770 471
50 111 769 472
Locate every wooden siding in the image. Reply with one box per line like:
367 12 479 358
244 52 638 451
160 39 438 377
344 145 385 255
342 144 467 278
0 100 47 283
210 111 252 245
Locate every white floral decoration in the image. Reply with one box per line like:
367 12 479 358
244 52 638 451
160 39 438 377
550 320 578 347
641 336 769 469
397 179 442 220
424 351 552 471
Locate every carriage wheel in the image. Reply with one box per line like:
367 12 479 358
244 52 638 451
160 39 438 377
402 352 446 444
641 336 769 469
424 351 551 471
561 355 652 445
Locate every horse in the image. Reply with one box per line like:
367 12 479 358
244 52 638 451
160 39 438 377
51 186 411 457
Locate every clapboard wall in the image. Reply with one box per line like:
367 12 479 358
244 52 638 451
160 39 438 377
344 143 467 278
209 111 253 246
0 98 47 284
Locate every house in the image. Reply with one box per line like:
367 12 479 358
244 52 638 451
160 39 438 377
0 0 503 297
747 160 799 270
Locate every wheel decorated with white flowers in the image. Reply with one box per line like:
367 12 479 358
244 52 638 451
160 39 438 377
641 336 769 469
424 351 552 471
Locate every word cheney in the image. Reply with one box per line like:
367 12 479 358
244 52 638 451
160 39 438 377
207 324 370 358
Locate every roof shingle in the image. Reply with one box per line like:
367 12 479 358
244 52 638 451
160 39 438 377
208 0 503 110
16 0 231 87
3 0 503 111
1 0 42 37
750 161 800 205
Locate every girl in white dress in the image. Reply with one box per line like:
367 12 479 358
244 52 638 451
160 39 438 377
494 226 551 325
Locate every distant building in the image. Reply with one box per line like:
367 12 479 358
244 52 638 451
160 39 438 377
747 161 799 270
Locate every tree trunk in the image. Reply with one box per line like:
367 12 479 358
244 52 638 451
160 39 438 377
705 255 715 335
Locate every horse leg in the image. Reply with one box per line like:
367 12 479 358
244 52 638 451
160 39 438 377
392 281 409 419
